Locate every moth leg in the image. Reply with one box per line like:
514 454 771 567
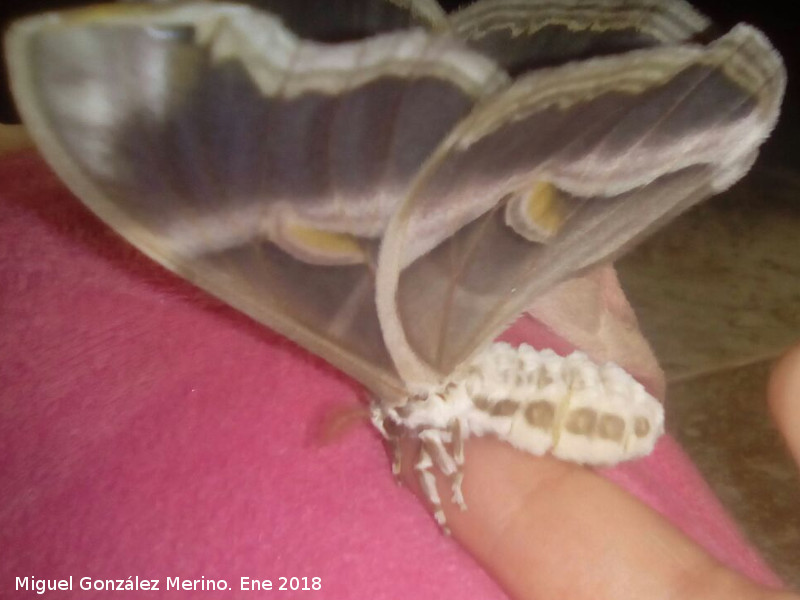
415 441 448 532
420 429 457 476
452 418 465 465
451 472 466 510
450 419 467 511
369 403 390 439
369 404 405 483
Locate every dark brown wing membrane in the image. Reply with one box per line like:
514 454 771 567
449 0 710 74
377 25 784 386
245 0 447 40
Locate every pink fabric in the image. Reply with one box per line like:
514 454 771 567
0 152 781 597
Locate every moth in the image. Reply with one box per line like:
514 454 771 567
5 0 784 527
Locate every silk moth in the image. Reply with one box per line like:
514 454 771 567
5 0 784 526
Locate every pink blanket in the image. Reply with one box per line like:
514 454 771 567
0 152 780 597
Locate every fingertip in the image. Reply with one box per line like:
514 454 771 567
768 343 800 467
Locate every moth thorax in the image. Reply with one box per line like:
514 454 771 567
388 380 474 433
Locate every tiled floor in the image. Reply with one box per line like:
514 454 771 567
618 166 800 588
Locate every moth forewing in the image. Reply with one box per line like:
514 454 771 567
4 2 504 408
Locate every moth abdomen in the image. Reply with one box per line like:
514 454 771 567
496 345 663 465
379 342 664 470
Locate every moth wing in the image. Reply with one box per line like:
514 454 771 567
376 24 785 387
449 0 711 73
5 2 505 402
450 0 708 389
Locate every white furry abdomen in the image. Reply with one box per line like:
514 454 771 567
382 342 663 466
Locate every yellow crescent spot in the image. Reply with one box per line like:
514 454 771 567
524 181 568 236
280 222 367 266
505 181 571 243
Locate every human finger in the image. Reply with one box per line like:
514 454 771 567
399 437 798 600
768 343 800 469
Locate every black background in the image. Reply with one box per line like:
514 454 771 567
1 1 796 169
